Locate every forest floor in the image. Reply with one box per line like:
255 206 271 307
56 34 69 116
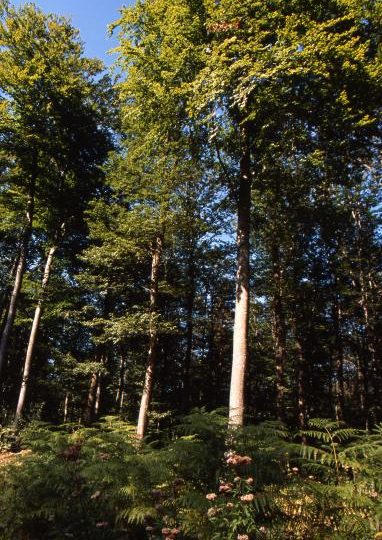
0 449 30 467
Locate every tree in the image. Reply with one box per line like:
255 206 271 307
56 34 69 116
191 0 382 426
0 2 114 417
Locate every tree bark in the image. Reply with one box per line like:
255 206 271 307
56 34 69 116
229 125 251 427
115 353 126 412
0 173 36 380
15 244 57 421
95 375 102 417
85 370 99 424
271 243 287 422
352 207 375 428
136 233 163 440
183 245 195 412
332 294 345 422
0 253 19 332
295 330 307 431
63 392 70 423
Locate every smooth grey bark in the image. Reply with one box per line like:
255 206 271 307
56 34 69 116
136 233 163 440
15 244 57 420
229 126 251 427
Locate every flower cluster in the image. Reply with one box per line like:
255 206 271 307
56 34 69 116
161 527 180 540
219 481 233 493
203 453 257 539
240 493 254 503
226 452 252 466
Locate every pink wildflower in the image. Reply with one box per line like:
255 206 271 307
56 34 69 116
240 493 254 503
219 482 233 493
226 453 252 466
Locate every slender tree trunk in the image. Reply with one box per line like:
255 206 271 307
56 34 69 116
63 392 70 423
0 253 19 332
115 353 126 412
183 247 195 412
85 371 99 424
271 243 287 422
95 375 102 417
84 352 107 424
360 279 375 427
352 207 375 427
15 244 57 421
120 388 125 411
0 249 27 376
332 295 344 421
290 313 307 431
136 233 163 440
207 293 217 410
0 174 36 379
229 125 251 427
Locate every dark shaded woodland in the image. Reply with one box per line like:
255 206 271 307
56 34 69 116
0 1 382 539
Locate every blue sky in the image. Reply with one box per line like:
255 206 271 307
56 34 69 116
12 1 134 65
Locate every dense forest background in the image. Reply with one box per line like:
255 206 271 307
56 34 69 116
0 0 382 539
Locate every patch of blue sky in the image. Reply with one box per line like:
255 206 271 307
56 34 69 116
11 0 134 65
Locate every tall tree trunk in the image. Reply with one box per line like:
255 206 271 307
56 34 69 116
183 247 195 412
85 371 99 424
63 392 70 423
229 125 251 427
136 233 163 440
352 207 375 427
295 328 307 431
15 244 57 421
297 346 306 431
95 375 102 417
206 293 217 410
271 243 287 422
84 352 107 424
332 294 345 421
0 173 36 379
0 253 19 332
115 353 126 412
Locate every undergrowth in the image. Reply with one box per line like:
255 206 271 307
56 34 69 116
0 412 381 539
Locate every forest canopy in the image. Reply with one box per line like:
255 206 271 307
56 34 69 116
0 0 381 539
